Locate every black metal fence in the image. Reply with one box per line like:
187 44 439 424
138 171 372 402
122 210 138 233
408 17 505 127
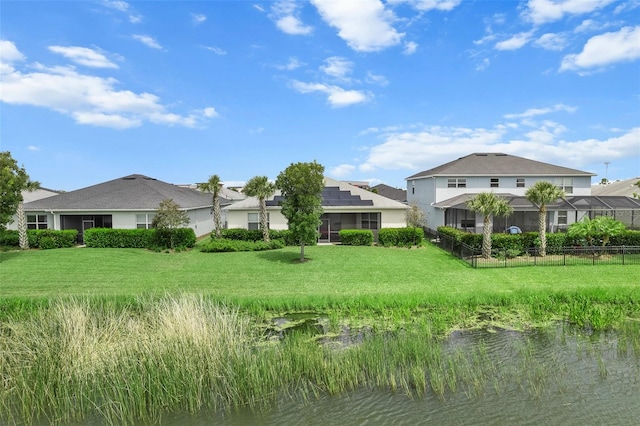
427 228 640 268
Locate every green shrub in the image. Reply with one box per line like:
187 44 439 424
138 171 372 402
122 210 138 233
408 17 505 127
27 230 77 248
84 228 154 248
610 230 640 246
0 230 19 247
460 233 482 251
153 228 196 249
219 228 296 246
339 230 373 246
544 233 568 254
491 234 524 256
378 227 424 247
199 238 285 253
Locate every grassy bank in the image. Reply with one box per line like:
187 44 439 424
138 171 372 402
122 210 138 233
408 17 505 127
2 296 639 425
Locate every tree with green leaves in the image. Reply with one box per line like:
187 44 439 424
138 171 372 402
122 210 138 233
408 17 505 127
633 180 640 199
243 175 276 242
467 192 513 259
567 216 626 247
275 161 325 262
406 202 426 246
525 181 565 256
152 199 190 249
1 152 41 249
197 175 223 238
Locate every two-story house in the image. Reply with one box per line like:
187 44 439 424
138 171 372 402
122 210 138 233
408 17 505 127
406 153 640 232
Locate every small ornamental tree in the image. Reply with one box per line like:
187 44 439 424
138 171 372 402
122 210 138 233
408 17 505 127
197 175 223 238
275 161 325 262
467 192 513 259
567 216 626 247
525 181 565 257
243 176 276 242
405 203 426 246
152 199 190 249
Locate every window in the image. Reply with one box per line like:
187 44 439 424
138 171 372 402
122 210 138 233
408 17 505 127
248 212 269 230
555 178 573 194
447 178 466 188
136 213 155 229
490 178 499 188
361 213 379 230
27 214 48 230
558 211 567 226
516 178 525 188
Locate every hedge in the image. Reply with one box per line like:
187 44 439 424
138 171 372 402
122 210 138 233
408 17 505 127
378 227 424 247
84 228 196 249
219 228 296 246
339 229 373 246
1 229 77 249
199 238 285 253
84 228 154 248
153 228 196 249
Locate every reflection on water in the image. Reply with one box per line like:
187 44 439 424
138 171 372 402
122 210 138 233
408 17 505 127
158 324 640 426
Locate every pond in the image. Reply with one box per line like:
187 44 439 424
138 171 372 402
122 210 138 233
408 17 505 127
156 323 640 426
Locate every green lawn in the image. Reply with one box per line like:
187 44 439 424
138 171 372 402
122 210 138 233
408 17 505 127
1 244 638 310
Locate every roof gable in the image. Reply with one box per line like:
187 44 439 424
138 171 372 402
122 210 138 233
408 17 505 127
406 153 595 180
25 174 227 211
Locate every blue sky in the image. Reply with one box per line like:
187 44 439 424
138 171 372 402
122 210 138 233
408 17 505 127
1 0 639 191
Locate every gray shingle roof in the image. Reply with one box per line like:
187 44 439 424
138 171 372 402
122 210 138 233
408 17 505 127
591 177 640 197
24 174 228 211
406 153 595 180
225 177 408 211
372 184 407 203
433 193 640 211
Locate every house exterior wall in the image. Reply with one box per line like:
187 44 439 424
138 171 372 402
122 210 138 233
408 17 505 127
225 208 407 233
21 208 215 238
407 174 593 230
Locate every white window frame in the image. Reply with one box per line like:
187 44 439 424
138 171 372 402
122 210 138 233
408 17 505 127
447 178 467 188
516 178 525 188
558 211 567 226
248 212 269 230
27 214 48 230
361 212 379 230
555 178 573 194
136 213 155 229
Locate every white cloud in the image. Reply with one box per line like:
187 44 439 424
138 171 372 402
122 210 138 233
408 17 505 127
366 71 389 86
358 123 639 175
102 0 142 23
403 41 418 55
475 57 490 71
48 46 118 68
388 0 462 12
494 31 534 51
0 40 26 69
253 4 265 12
291 80 370 107
203 46 227 55
132 34 162 50
270 1 313 35
329 164 356 177
320 56 353 80
503 104 577 119
27 145 40 152
311 0 403 52
0 42 217 129
275 57 304 70
560 26 640 72
533 33 567 51
191 13 206 25
524 0 616 25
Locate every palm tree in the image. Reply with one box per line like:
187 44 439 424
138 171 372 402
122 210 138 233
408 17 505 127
18 180 41 250
243 176 276 242
197 175 223 238
467 192 513 259
525 181 565 256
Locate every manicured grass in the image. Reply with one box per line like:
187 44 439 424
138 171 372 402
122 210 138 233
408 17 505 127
1 244 638 312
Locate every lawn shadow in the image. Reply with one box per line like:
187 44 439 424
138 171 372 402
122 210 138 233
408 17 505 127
256 250 312 264
0 250 23 263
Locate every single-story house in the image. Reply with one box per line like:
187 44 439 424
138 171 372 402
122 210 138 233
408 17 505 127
224 177 409 243
23 174 229 242
407 153 640 232
6 188 61 231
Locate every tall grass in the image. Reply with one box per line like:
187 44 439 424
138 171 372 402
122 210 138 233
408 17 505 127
2 296 640 425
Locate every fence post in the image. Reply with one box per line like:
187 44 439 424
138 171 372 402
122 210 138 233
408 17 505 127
563 248 566 266
504 250 507 268
622 245 625 265
592 247 596 265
